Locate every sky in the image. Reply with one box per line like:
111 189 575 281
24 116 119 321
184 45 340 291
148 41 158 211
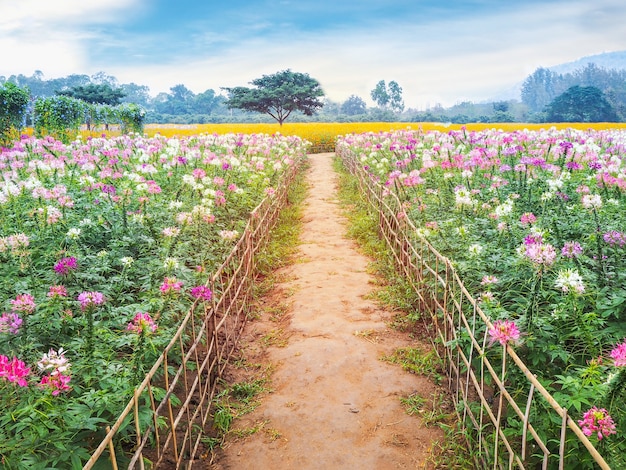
1 0 625 109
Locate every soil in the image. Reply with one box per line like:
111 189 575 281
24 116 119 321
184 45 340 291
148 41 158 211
208 153 445 469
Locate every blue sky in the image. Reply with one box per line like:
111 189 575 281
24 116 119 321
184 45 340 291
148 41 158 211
1 0 625 108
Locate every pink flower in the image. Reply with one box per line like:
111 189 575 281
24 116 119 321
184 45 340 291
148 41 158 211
47 285 68 298
524 242 557 267
77 291 105 311
0 312 22 334
127 312 157 334
38 374 71 395
578 407 616 440
561 241 583 258
481 275 498 285
0 355 30 387
191 285 212 301
54 256 78 275
520 212 537 225
488 320 521 346
11 293 36 314
610 340 626 367
160 277 183 295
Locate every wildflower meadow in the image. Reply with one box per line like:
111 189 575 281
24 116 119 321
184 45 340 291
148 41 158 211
0 132 308 468
337 127 626 467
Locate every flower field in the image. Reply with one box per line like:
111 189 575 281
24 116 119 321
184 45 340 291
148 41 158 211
0 132 309 468
337 127 626 467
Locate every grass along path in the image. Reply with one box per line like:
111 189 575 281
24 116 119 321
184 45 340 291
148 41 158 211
209 152 447 469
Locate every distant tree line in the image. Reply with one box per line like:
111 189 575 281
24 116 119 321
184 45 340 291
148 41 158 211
2 63 626 132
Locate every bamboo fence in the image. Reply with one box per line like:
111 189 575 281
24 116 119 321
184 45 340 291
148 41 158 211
82 155 302 469
338 147 611 470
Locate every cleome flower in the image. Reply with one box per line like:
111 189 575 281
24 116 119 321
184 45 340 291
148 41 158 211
488 319 521 347
578 407 616 440
127 312 158 335
554 268 585 294
610 339 626 367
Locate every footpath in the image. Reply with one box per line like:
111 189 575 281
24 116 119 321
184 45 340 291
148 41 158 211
210 152 443 469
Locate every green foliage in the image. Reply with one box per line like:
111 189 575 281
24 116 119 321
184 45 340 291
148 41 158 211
370 79 404 113
545 85 619 122
341 95 367 115
223 69 325 125
34 95 86 142
57 83 126 105
0 82 29 147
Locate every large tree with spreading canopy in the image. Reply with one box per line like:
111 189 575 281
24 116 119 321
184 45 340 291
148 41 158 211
223 70 324 125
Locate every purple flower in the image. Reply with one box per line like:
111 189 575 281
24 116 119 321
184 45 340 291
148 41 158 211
191 285 212 301
603 231 626 248
0 312 22 334
54 257 78 275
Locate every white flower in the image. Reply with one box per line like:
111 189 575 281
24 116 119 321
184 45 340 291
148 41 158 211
66 228 81 239
169 200 184 210
163 257 179 270
97 250 108 258
468 243 483 256
554 269 585 294
120 257 134 267
581 194 602 210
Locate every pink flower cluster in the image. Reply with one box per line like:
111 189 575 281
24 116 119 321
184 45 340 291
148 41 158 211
523 238 557 267
578 407 616 440
488 319 521 346
160 277 183 295
191 285 212 301
47 285 68 298
37 348 71 395
0 312 23 334
77 291 105 311
603 231 626 248
561 241 583 258
610 339 626 367
11 293 36 314
0 355 30 387
520 212 537 225
127 312 158 335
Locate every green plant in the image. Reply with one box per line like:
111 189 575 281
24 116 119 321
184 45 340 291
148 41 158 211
0 82 29 147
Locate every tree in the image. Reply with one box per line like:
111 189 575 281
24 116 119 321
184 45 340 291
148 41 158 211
545 86 619 122
0 82 30 146
341 95 367 115
222 69 324 125
154 84 195 115
370 80 404 113
57 83 126 106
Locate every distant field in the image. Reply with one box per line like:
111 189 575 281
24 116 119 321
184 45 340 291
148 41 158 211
26 121 626 153
142 122 626 152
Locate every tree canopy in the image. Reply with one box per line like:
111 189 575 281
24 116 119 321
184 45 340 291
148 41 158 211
370 80 404 113
545 85 619 122
222 70 325 125
57 83 126 106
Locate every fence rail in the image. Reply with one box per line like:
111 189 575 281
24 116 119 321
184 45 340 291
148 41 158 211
338 148 610 470
83 156 303 469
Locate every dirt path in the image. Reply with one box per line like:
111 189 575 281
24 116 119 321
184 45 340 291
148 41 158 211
210 153 443 469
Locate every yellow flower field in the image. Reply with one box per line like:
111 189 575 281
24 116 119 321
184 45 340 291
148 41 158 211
73 121 626 153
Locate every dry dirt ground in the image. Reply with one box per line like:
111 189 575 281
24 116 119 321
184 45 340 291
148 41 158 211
208 153 445 469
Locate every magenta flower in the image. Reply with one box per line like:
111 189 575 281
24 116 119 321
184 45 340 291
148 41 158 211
160 277 183 295
578 407 616 440
0 312 22 334
127 312 157 335
54 256 78 275
77 291 105 311
10 293 36 314
38 374 71 395
191 285 212 301
610 340 626 367
0 355 31 387
488 320 521 346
